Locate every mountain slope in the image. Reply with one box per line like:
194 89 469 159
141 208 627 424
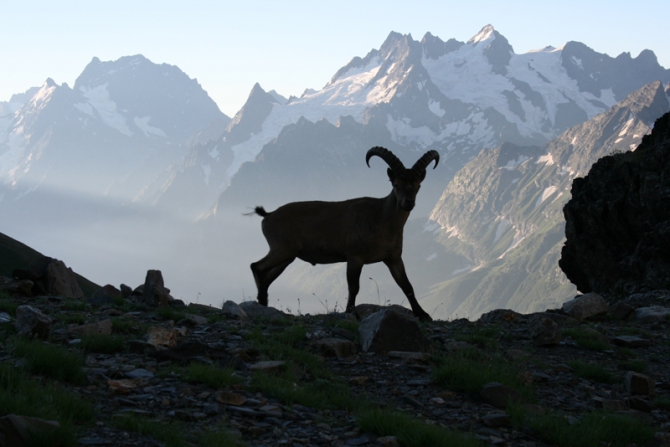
420 81 670 320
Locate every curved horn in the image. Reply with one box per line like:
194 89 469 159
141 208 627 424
366 146 405 172
411 150 440 176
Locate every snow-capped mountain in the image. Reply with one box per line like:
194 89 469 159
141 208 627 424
0 55 228 204
160 25 670 218
419 81 670 320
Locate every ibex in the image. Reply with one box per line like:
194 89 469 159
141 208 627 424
250 146 439 321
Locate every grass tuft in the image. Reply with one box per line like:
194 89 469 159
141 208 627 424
11 337 87 384
357 407 483 447
182 362 242 389
567 360 617 383
80 333 126 354
113 414 187 447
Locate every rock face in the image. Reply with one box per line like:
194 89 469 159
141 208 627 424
560 112 670 297
15 305 52 339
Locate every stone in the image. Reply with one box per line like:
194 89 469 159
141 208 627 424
14 305 52 339
45 259 84 299
89 284 122 306
480 382 525 409
0 277 34 296
221 300 248 319
612 335 652 348
120 283 133 298
627 396 653 412
625 371 656 396
0 414 60 447
593 397 627 411
359 309 430 354
313 338 356 358
146 326 180 349
250 361 285 374
561 293 609 321
152 341 246 370
387 351 431 364
124 368 154 380
609 302 635 320
185 313 208 325
238 301 286 320
353 304 414 320
483 411 510 427
142 270 173 307
216 391 247 406
69 318 113 336
479 309 524 324
377 436 399 447
634 306 670 323
528 314 561 346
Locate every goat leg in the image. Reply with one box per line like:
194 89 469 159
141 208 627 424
251 255 295 306
384 258 432 322
345 260 363 312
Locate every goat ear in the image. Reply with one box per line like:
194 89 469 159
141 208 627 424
387 168 396 182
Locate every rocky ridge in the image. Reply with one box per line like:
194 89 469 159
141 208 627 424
1 269 670 446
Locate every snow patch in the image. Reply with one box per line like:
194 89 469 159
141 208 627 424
80 83 133 136
428 100 445 117
498 230 526 259
426 253 437 261
536 154 554 165
535 186 558 209
501 155 529 170
494 218 511 243
202 163 211 185
134 116 167 137
452 264 474 275
208 145 220 160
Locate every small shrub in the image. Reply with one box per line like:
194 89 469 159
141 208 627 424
617 359 647 373
199 429 243 447
111 316 147 334
183 363 242 389
567 360 617 384
0 295 19 316
61 299 89 312
562 327 610 351
80 333 126 354
113 414 186 447
11 337 87 384
432 349 533 400
357 407 483 447
156 306 187 322
58 313 87 325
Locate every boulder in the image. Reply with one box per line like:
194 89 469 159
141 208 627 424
528 314 561 346
0 277 34 296
359 309 430 354
45 259 84 299
15 305 52 339
609 302 635 320
0 414 60 447
353 304 414 320
560 112 670 296
634 306 670 323
561 293 609 321
238 301 286 320
625 371 656 396
89 284 122 306
142 270 173 307
222 300 248 319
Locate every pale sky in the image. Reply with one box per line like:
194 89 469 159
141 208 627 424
3 0 669 117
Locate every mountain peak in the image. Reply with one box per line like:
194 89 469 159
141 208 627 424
468 24 495 44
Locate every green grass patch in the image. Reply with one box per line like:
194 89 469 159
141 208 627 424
654 396 670 411
0 362 93 446
617 359 648 373
453 326 499 349
113 414 187 447
11 337 87 384
80 333 126 354
156 306 187 321
61 299 89 312
357 407 483 447
0 295 19 316
111 316 149 335
58 313 88 325
510 406 654 447
562 327 610 351
251 370 356 410
432 349 533 400
567 360 617 384
199 429 243 446
182 362 242 389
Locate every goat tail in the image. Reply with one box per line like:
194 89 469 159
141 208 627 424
253 206 270 217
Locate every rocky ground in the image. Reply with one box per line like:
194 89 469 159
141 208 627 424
2 283 670 447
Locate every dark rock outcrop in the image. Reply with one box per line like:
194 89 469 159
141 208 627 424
560 112 670 297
